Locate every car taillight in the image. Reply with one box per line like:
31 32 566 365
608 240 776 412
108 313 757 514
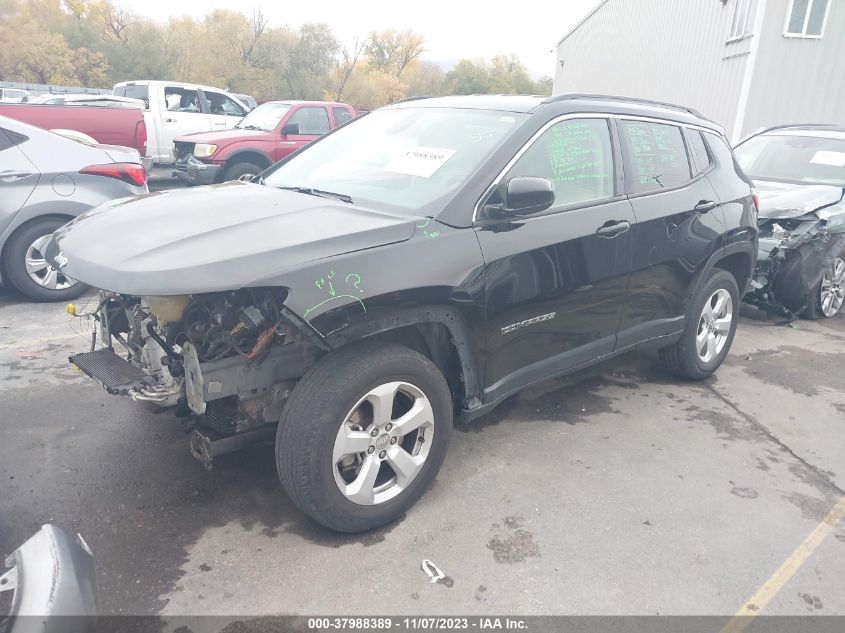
752 190 760 212
136 120 147 157
80 163 147 187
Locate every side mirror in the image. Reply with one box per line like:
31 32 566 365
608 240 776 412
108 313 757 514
500 177 555 216
282 122 300 135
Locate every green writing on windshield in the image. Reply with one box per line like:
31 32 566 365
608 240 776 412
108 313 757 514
547 121 610 184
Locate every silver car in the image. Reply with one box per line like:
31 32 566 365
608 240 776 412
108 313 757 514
0 115 147 301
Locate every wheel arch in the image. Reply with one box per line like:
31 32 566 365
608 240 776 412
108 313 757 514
222 150 273 174
687 243 756 308
322 307 483 411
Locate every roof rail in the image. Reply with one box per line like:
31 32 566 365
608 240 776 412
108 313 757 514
392 95 434 104
754 123 845 135
542 93 705 119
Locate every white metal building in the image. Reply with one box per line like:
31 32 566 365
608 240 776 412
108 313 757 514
554 0 844 141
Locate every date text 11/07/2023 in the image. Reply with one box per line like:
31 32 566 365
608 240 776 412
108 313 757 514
306 617 529 630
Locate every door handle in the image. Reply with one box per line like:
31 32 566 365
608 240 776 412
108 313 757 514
164 117 177 123
694 200 718 214
595 220 631 238
0 170 33 182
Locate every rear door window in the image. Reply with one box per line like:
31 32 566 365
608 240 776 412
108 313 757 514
687 130 714 175
164 87 202 113
619 120 692 193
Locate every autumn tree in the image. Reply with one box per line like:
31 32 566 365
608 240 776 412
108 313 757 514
365 29 424 79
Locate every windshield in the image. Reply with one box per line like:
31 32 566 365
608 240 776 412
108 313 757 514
262 107 528 214
237 102 292 131
735 134 845 187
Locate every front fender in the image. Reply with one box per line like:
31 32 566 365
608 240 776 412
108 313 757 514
253 220 488 400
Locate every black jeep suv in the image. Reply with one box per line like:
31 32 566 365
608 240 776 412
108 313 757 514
49 94 758 532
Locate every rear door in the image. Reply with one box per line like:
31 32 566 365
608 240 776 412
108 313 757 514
157 86 210 164
615 118 726 346
279 105 331 158
0 127 39 234
201 89 247 131
476 115 635 402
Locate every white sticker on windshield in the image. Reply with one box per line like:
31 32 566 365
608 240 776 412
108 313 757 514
384 146 456 178
810 150 845 167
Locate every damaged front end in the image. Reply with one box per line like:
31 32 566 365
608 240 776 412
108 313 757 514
746 184 845 319
69 289 324 468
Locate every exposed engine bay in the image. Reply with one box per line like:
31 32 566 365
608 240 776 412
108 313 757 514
745 184 845 320
70 289 322 467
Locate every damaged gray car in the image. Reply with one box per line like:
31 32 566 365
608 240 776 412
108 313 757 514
736 124 845 319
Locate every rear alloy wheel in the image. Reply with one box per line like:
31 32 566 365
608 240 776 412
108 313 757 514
659 268 739 380
277 341 452 533
3 217 89 302
805 255 845 319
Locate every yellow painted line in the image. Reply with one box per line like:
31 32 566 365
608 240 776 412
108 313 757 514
0 332 81 352
720 495 845 633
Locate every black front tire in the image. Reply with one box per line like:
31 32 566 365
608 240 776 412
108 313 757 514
276 341 453 533
802 248 845 319
659 268 740 380
223 162 262 183
2 217 89 302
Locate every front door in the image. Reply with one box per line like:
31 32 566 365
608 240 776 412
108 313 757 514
201 89 247 131
476 116 635 403
278 105 331 160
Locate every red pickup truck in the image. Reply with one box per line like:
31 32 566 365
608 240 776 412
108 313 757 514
172 100 356 184
0 103 147 158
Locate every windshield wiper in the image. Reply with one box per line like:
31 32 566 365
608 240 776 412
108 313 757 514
277 186 353 204
237 124 265 131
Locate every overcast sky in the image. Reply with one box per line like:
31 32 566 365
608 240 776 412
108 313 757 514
114 0 602 77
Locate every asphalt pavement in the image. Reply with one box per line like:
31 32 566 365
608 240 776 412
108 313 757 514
1 281 843 619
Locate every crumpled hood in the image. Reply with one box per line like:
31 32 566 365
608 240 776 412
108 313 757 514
754 179 844 219
46 181 417 295
176 128 268 146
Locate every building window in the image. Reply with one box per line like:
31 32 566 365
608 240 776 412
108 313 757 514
729 0 754 39
785 0 831 37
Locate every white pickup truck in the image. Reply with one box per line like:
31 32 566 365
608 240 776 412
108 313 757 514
112 80 248 166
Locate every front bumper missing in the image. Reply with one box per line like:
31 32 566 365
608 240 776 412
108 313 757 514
68 348 151 395
1 525 97 633
172 155 221 185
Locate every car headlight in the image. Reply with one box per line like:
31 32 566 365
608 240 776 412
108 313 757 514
193 144 218 158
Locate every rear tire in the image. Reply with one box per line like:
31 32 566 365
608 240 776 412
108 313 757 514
2 217 89 302
276 341 453 533
223 161 262 183
659 268 739 380
802 250 845 319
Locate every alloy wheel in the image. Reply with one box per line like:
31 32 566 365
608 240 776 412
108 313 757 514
696 288 733 363
24 235 77 291
332 381 434 506
819 257 845 317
